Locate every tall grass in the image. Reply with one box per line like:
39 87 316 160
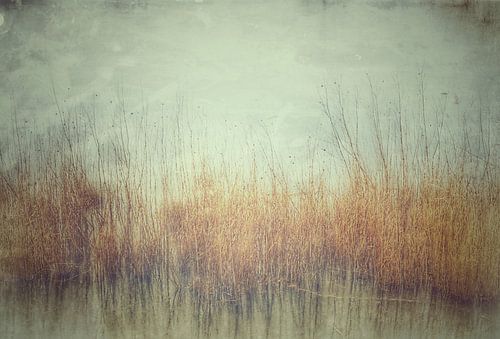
320 81 499 300
0 87 498 302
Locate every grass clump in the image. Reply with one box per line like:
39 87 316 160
331 173 499 300
0 86 498 303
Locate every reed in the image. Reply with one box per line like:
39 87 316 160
0 87 498 302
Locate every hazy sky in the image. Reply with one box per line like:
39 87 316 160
0 0 499 166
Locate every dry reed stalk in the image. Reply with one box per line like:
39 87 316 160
0 92 498 303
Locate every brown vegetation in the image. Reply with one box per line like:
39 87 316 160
0 90 498 303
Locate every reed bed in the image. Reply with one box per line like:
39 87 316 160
0 89 498 303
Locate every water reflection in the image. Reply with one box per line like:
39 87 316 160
1 271 498 338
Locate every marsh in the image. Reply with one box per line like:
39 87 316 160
0 0 499 338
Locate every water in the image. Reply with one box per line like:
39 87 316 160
1 0 499 337
1 273 499 338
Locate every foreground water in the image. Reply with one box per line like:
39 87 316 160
1 272 499 338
